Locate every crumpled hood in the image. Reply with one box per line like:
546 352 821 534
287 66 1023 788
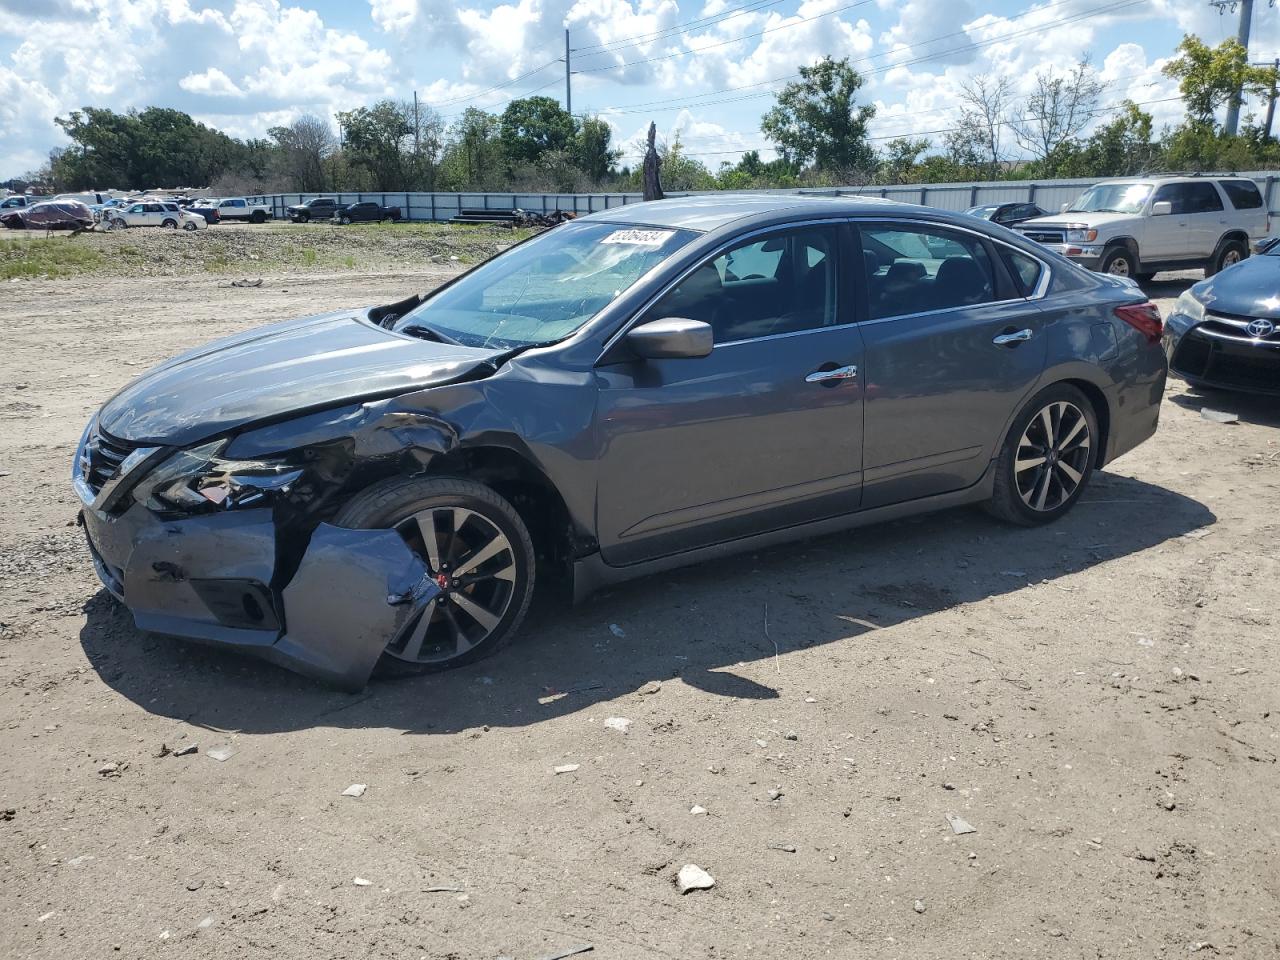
99 309 505 446
1017 211 1137 231
1190 254 1280 320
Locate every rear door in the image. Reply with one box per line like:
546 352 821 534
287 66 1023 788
854 220 1050 508
595 223 865 565
1180 181 1227 258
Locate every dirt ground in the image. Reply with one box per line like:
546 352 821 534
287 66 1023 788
1 264 1278 960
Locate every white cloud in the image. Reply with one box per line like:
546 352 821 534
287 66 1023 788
179 68 244 97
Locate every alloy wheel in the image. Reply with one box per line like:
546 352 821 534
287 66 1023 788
1014 401 1092 512
1107 257 1130 277
386 506 517 664
1222 249 1242 268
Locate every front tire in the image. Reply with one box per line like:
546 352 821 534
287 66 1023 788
1099 246 1136 278
333 477 536 673
339 215 351 225
182 221 197 231
986 384 1099 526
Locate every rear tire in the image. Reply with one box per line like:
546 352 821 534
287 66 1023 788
340 215 351 225
250 210 266 224
161 219 177 229
333 476 536 674
986 384 1099 526
1207 239 1246 277
1099 246 1136 278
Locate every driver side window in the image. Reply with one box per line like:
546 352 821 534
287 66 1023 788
645 226 838 344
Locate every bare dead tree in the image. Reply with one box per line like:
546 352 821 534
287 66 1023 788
642 122 663 201
1012 59 1106 162
957 75 1012 180
269 114 337 192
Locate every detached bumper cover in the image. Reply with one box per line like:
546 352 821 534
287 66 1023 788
79 495 434 690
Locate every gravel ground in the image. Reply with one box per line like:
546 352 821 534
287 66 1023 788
1 266 1278 960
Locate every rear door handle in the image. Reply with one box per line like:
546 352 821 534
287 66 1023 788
993 328 1033 346
805 364 858 384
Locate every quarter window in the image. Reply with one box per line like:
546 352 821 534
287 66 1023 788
1219 179 1263 209
646 227 838 343
1004 249 1043 295
859 225 996 320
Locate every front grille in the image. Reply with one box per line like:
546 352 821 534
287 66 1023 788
1203 311 1280 344
1021 229 1066 245
1172 330 1280 393
83 429 139 496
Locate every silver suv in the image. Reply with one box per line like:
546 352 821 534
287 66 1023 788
1015 176 1269 280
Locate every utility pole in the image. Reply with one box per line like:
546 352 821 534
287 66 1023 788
564 29 572 115
1265 58 1279 141
413 90 420 156
1212 0 1254 136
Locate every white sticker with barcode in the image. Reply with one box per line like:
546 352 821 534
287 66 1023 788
600 229 675 246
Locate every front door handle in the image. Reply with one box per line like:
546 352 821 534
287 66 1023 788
805 364 858 384
993 328 1033 346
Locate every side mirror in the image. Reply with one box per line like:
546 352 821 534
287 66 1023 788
1151 201 1172 216
1060 202 1070 213
625 318 713 360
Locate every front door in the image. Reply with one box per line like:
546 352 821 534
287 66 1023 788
855 221 1049 508
595 224 864 566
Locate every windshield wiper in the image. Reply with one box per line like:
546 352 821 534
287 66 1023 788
400 322 463 346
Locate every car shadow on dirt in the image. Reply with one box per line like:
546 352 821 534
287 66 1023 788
1168 386 1280 428
80 471 1214 736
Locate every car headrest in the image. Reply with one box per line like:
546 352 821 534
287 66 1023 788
885 260 927 283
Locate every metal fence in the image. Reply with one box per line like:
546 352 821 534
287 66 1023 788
252 170 1280 226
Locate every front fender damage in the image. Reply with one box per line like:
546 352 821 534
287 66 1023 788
268 523 437 691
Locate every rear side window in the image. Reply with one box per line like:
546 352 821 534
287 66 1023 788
646 226 838 344
1219 179 1263 209
860 224 995 320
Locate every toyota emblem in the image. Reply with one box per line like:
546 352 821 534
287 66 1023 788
1247 318 1275 338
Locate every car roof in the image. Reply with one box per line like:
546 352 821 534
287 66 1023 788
577 193 915 232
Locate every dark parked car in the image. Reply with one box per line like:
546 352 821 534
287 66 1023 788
965 202 1048 228
287 197 340 222
183 200 221 225
334 200 401 224
1165 240 1280 394
73 195 1166 689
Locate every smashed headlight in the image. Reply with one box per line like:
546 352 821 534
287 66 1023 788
132 440 304 513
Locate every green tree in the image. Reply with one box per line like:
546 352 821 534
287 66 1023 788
573 115 621 183
1079 101 1156 176
1162 35 1276 130
877 137 929 184
439 108 505 190
336 100 414 190
760 56 876 177
499 96 576 168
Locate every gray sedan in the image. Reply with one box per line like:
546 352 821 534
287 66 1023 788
74 195 1167 688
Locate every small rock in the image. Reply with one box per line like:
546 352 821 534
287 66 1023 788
66 855 93 867
341 784 368 798
783 730 798 741
37 911 55 923
945 812 977 835
804 697 817 703
639 681 661 695
968 852 978 860
1232 667 1249 675
173 743 198 757
676 864 715 894
197 916 215 929
456 894 471 908
768 788 783 801
156 744 172 758
353 877 372 886
608 623 626 638
0 808 14 822
97 762 120 777
554 764 580 774
690 805 708 815
603 717 632 734
634 779 644 787
754 738 768 747
185 879 204 891
768 842 797 853
158 931 170 941
914 899 926 914
942 782 955 791
1162 799 1177 811
822 911 835 921
1048 928 1064 938
206 745 236 763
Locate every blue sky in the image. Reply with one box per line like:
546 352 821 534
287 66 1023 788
2 0 1278 178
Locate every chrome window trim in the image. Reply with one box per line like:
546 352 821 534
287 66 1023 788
599 214 1054 356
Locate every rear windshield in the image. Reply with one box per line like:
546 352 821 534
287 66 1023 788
396 221 697 349
1219 179 1263 209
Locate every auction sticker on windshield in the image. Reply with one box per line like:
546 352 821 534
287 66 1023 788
600 229 676 246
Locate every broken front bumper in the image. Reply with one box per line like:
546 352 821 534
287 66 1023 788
77 492 436 691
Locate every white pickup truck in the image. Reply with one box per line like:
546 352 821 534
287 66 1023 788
209 197 274 223
1014 175 1269 280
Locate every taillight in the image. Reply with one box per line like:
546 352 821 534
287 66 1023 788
1114 302 1163 344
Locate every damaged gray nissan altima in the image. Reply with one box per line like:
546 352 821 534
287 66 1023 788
74 195 1167 689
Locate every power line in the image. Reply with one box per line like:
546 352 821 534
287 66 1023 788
572 0 877 75
586 0 1142 115
570 0 790 56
